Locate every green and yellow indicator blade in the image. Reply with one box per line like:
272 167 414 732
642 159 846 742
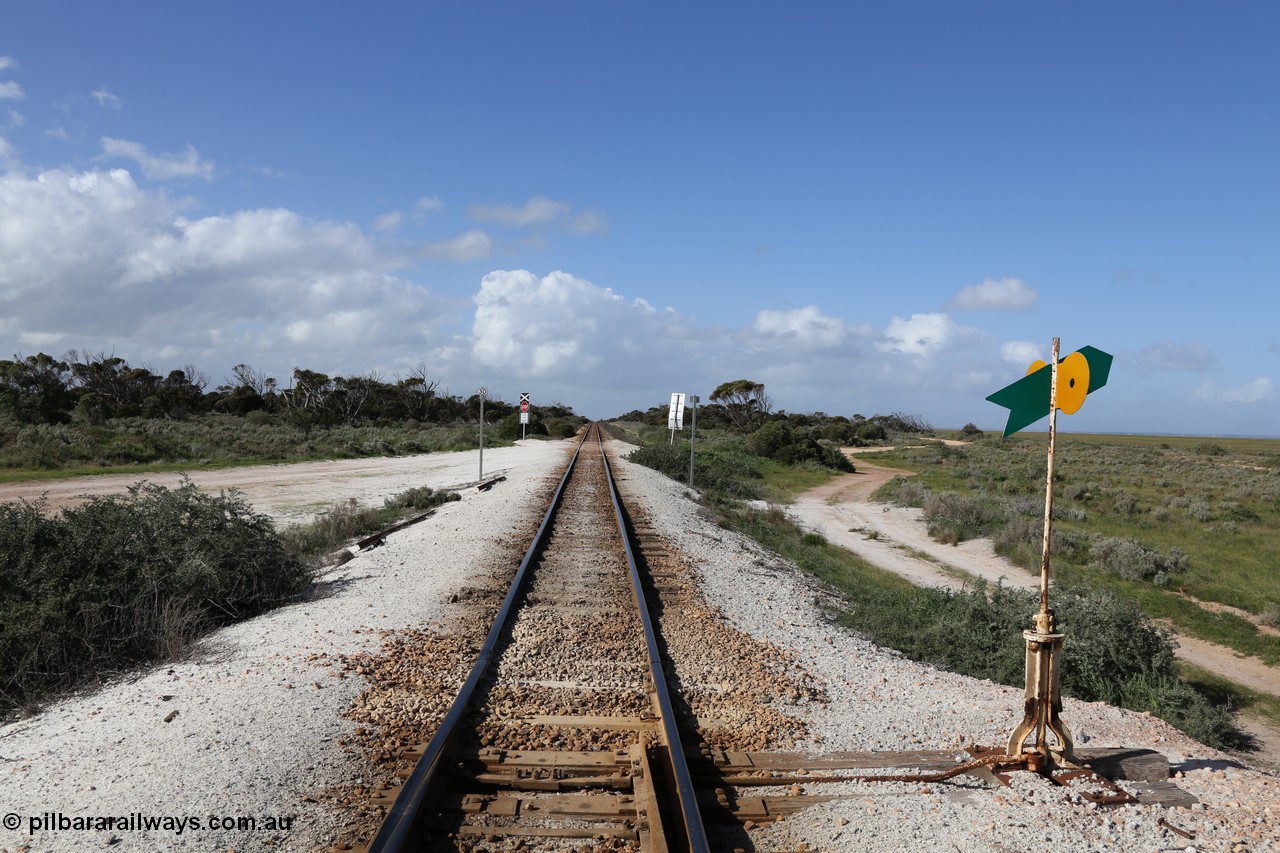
986 345 1113 437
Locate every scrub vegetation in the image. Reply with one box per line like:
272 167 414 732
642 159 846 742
0 351 586 476
871 433 1280 663
0 480 460 718
615 394 1253 750
0 349 582 717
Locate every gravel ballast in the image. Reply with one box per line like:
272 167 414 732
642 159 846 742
0 442 569 852
2 438 1278 852
611 452 1280 852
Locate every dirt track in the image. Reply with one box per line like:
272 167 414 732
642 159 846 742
786 449 1280 700
0 452 514 527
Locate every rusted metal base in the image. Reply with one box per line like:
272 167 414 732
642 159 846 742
1006 611 1077 767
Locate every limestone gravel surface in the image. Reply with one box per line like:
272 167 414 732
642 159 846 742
4 436 1279 853
0 441 569 853
610 449 1280 852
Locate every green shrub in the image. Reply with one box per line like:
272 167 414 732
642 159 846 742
0 480 309 714
746 422 853 471
383 485 461 512
922 492 1005 544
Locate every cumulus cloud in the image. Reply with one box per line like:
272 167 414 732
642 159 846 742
0 57 15 72
468 196 607 235
0 166 451 376
92 88 123 109
0 82 24 101
1135 341 1217 373
473 270 638 376
1194 378 1277 405
99 137 214 181
1001 340 1043 367
749 305 858 348
882 313 965 356
948 277 1038 311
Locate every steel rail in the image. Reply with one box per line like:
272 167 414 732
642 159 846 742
596 429 712 853
364 427 590 852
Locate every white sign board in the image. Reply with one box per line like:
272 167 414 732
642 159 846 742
668 393 686 430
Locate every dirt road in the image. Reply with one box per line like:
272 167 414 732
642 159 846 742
787 449 1280 700
0 446 536 527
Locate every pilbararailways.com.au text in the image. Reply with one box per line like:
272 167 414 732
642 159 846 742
6 811 295 835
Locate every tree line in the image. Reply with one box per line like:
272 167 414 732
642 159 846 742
0 351 574 430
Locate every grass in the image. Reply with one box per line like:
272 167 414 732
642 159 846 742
711 498 1245 750
0 414 509 475
1178 660 1280 730
869 432 1280 663
622 421 1252 751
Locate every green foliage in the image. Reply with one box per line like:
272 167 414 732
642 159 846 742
383 485 461 512
747 421 854 470
0 480 309 714
922 491 1006 544
626 441 764 498
869 433 1280 667
709 379 772 431
277 499 387 561
0 416 505 475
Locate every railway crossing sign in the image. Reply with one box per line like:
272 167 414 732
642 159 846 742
519 392 530 425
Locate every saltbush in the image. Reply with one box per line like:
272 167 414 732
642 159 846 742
0 480 309 714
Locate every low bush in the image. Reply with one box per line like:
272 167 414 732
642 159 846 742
922 492 1005 544
0 480 309 715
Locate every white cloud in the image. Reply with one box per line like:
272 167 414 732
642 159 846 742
0 57 15 72
1194 377 1277 405
92 88 123 109
1135 341 1217 372
473 270 623 376
567 209 608 235
948 277 1038 311
1001 340 1043 367
0 82 24 101
371 210 403 232
883 313 964 356
99 137 214 181
470 196 567 227
422 229 492 261
7 109 23 128
468 196 607 235
415 196 444 214
750 305 857 348
0 166 451 379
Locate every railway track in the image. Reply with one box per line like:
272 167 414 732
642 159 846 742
359 424 709 852
335 425 1193 853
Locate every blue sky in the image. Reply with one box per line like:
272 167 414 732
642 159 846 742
2 2 1277 434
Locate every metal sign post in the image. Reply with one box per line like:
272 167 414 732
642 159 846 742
987 340 1113 769
519 392 530 441
688 395 699 488
477 386 487 480
1003 339 1075 766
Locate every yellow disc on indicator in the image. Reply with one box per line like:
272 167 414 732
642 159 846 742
1055 351 1090 414
1027 359 1048 375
